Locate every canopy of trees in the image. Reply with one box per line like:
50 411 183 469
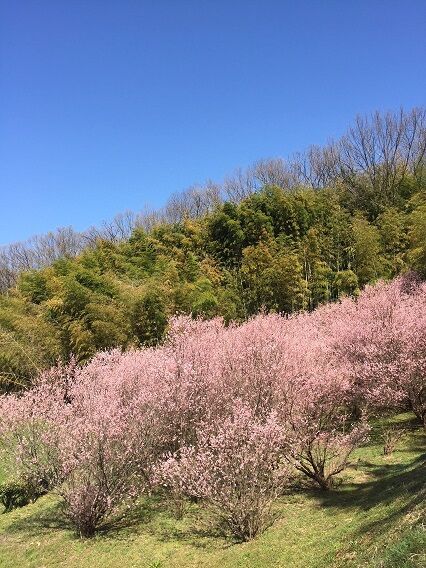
0 108 425 391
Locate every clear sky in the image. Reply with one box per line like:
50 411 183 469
1 0 425 244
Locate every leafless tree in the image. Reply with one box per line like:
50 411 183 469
290 108 426 198
163 182 222 223
292 144 340 189
223 166 258 201
0 227 86 292
135 207 165 232
32 227 84 265
0 251 18 292
84 211 137 244
1 107 424 293
336 108 426 199
224 158 296 201
252 158 298 189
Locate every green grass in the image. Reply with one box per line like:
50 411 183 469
0 413 425 568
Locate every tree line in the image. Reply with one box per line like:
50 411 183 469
0 107 425 391
2 107 425 287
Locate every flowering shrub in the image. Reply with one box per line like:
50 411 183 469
0 274 424 538
0 352 167 536
382 426 406 456
54 350 177 537
290 418 370 489
329 276 426 425
157 402 289 541
0 375 64 495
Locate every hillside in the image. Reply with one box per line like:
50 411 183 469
1 111 426 392
0 413 424 568
2 5 426 566
0 254 425 568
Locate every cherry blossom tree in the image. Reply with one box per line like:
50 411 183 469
156 402 290 541
0 274 424 538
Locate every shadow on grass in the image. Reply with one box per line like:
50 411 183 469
1 495 162 541
2 421 424 550
367 414 423 444
1 492 232 550
1 500 72 536
97 496 235 550
314 452 426 539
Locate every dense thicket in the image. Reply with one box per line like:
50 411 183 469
1 108 425 390
0 277 424 539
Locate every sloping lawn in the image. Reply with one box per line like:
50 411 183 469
0 413 424 568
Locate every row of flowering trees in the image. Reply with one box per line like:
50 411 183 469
0 275 425 540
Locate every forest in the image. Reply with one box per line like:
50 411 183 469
0 108 425 567
0 107 426 392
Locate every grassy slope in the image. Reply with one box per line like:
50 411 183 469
0 413 424 568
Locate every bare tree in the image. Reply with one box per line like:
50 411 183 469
292 144 340 189
224 158 296 202
223 166 258 202
135 207 165 232
337 108 426 199
0 227 86 292
84 211 137 244
290 108 426 205
32 227 84 265
164 182 222 223
252 158 298 189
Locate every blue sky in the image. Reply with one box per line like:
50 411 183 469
1 0 425 244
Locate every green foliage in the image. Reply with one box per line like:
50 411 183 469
190 278 220 318
333 270 360 297
1 172 425 387
351 215 384 285
0 480 32 513
378 527 426 568
131 290 168 347
17 271 50 304
265 252 308 313
309 260 333 307
408 201 426 277
207 204 244 266
0 295 61 391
